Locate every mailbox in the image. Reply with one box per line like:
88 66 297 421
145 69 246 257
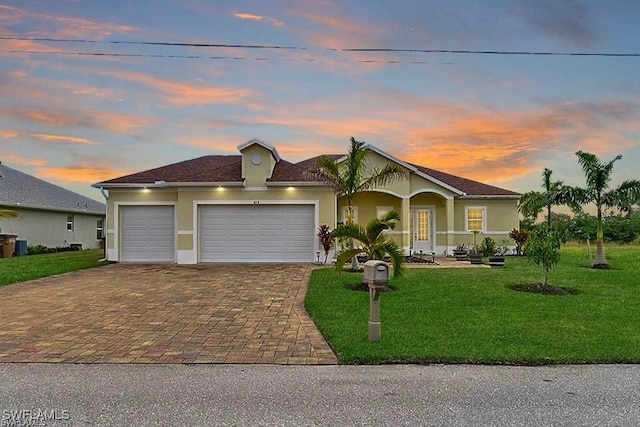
364 260 389 286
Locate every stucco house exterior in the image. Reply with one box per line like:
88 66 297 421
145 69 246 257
93 138 520 263
0 162 106 250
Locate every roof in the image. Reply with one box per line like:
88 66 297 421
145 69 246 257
97 156 243 185
94 143 519 197
0 163 105 214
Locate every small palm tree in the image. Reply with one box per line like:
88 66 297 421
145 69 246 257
330 210 405 278
0 210 19 220
519 168 574 228
566 151 640 268
308 137 406 269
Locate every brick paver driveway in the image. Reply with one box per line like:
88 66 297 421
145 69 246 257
0 264 337 365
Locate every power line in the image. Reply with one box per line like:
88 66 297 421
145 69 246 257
0 36 304 50
2 35 639 58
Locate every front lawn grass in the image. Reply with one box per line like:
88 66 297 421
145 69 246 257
305 245 640 365
0 249 107 287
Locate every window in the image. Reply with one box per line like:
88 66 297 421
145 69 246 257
376 206 393 219
66 215 74 231
96 217 104 239
341 206 358 224
466 207 486 232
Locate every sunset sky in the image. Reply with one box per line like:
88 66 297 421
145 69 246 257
1 1 639 201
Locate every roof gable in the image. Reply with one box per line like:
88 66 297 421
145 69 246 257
237 138 281 162
0 163 105 214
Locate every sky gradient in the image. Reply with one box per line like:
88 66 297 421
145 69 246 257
1 1 639 201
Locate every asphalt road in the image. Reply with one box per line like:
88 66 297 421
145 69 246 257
1 364 638 426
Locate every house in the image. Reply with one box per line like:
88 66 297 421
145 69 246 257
0 162 106 250
93 138 520 263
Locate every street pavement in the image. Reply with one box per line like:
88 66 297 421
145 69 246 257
1 363 639 426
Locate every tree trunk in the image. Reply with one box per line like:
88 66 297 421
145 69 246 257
593 240 608 267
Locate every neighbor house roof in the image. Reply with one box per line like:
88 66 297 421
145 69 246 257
0 163 105 215
94 144 519 197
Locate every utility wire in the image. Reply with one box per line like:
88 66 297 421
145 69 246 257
2 35 639 58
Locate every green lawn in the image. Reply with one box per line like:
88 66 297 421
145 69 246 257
0 249 108 287
305 245 640 365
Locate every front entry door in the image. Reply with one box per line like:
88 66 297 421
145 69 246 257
412 209 433 253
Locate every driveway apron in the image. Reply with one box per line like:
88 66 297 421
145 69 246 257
0 264 337 365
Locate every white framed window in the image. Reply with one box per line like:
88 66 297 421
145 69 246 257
66 215 74 232
465 206 486 232
341 206 358 224
376 206 393 219
96 217 104 239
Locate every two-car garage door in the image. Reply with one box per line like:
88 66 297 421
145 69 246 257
199 204 314 262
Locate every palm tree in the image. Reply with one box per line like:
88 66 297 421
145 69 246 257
567 151 640 268
308 137 406 269
330 210 405 278
0 210 19 220
519 168 572 228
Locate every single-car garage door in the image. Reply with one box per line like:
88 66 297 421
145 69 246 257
199 204 314 262
121 205 175 262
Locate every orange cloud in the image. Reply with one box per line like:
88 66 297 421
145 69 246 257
28 133 99 145
0 4 135 39
37 166 131 184
0 152 47 167
96 69 262 108
232 11 284 27
0 107 153 134
233 12 263 21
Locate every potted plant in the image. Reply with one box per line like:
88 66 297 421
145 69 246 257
468 230 484 264
453 242 468 261
488 239 507 268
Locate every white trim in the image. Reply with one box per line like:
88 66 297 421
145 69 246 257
237 138 281 162
177 250 197 264
178 230 194 235
114 201 177 263
465 206 487 233
408 189 455 200
266 182 325 187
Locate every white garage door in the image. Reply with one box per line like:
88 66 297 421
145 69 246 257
121 205 175 262
199 204 314 262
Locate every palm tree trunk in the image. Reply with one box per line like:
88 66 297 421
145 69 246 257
593 240 608 266
346 205 359 270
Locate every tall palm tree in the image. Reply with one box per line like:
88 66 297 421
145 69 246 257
567 151 640 268
519 168 572 228
330 210 405 278
0 209 19 220
308 137 406 269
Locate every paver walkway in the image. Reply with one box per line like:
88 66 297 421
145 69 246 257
0 264 337 365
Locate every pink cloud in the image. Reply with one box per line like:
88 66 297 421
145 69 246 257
28 133 99 145
37 166 131 184
0 152 48 167
96 69 263 108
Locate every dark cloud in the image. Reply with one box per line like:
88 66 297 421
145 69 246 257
510 0 600 48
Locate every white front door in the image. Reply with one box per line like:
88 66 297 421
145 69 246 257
411 209 434 253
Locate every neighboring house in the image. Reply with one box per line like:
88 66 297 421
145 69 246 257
0 162 106 250
93 138 520 263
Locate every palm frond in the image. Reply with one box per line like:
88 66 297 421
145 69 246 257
0 209 19 219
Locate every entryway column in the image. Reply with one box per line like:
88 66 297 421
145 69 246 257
445 197 455 255
401 197 411 254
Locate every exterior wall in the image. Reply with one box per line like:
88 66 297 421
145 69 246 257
0 207 104 249
106 186 336 263
452 198 519 248
240 144 276 187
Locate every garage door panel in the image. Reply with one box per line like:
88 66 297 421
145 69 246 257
121 205 175 262
199 204 314 262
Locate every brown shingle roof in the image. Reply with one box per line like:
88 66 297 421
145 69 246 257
409 163 520 196
98 156 242 184
96 148 519 196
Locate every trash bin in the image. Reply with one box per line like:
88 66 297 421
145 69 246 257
14 240 27 257
0 234 18 258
